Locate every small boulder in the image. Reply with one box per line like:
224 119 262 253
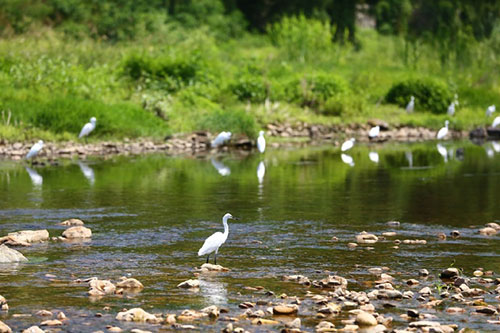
35 310 52 317
177 279 200 289
479 227 497 236
115 308 160 323
0 230 49 246
286 318 301 329
0 321 11 333
386 221 400 227
272 304 298 315
59 219 84 226
22 326 44 333
0 295 7 311
0 244 28 263
485 222 500 230
201 305 219 318
355 311 377 326
198 263 230 273
88 279 116 296
356 231 378 244
116 278 143 289
62 226 92 239
316 321 335 332
39 320 62 326
439 267 460 279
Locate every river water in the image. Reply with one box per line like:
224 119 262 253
0 141 499 332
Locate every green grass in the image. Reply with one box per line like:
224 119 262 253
0 25 499 142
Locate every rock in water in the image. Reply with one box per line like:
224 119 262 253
62 226 92 239
0 244 28 263
59 219 84 226
115 308 159 323
355 311 377 326
0 230 49 246
22 326 45 333
355 231 378 244
116 278 144 289
479 227 497 236
272 304 298 315
199 263 230 272
177 279 200 289
88 279 116 296
0 321 11 333
439 268 459 279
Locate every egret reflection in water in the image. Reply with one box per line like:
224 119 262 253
257 161 265 184
341 153 354 166
368 151 379 163
491 141 500 153
436 143 448 163
405 151 413 168
78 161 95 185
199 278 228 306
25 166 42 187
211 158 231 176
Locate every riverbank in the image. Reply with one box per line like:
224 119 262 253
0 123 468 161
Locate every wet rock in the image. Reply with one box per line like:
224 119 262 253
201 305 219 318
107 327 122 332
356 231 378 244
199 263 230 272
177 279 199 289
88 279 116 296
286 318 301 329
282 275 311 286
485 222 500 230
479 227 497 236
314 275 348 289
39 320 62 326
403 291 414 299
0 321 11 333
375 289 403 299
245 309 265 318
407 309 420 318
347 243 358 248
115 308 160 323
178 309 208 321
316 321 336 332
406 279 419 286
130 330 152 333
251 318 279 325
439 267 460 279
22 326 44 333
355 311 377 326
386 221 400 227
382 232 397 237
35 310 53 317
368 267 383 275
165 314 176 325
419 287 432 296
446 307 465 314
473 270 483 277
475 306 498 315
116 277 143 289
273 304 298 315
419 269 430 276
59 219 84 226
318 303 341 315
172 324 197 330
238 302 255 309
402 239 427 244
0 230 49 246
409 321 441 328
0 244 28 263
437 232 447 240
62 226 92 239
450 230 460 238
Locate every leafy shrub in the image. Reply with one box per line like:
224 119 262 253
198 108 258 137
268 15 333 62
385 78 452 114
287 73 349 108
229 74 268 103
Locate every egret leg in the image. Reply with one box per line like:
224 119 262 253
206 255 209 264
214 253 217 265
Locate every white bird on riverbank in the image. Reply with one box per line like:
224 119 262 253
447 101 456 116
341 138 355 152
437 120 449 140
211 131 232 148
79 117 96 139
368 126 380 139
486 105 496 117
26 140 44 159
257 131 266 153
492 116 500 128
406 96 415 113
198 213 238 264
341 153 354 166
369 151 379 163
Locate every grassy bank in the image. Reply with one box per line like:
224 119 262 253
0 23 499 142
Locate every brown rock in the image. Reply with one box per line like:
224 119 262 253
251 318 279 325
201 305 219 318
439 267 460 279
273 304 298 315
62 226 92 239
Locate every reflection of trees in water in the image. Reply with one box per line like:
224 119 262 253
199 278 228 306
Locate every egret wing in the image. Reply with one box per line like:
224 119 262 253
198 231 224 256
79 123 92 138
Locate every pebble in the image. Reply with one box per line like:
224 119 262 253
382 232 396 237
446 307 465 313
437 232 447 240
201 305 219 318
130 330 152 333
406 279 420 286
62 226 92 239
251 318 279 325
238 302 255 309
318 303 341 314
0 295 7 311
315 321 336 332
473 270 484 277
285 318 301 329
419 269 430 276
347 243 358 248
88 278 116 296
419 287 432 296
198 263 230 272
106 327 122 332
177 279 199 289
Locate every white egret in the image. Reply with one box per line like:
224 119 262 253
211 131 232 148
25 167 43 186
257 131 266 153
341 138 355 152
447 101 456 116
406 96 415 113
368 126 380 139
369 151 379 163
436 143 448 163
492 116 500 128
436 120 449 140
486 105 496 117
198 213 238 264
79 117 96 139
257 161 265 184
341 153 354 167
211 158 230 176
78 161 95 185
26 140 44 159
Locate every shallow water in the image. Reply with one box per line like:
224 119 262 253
1 141 499 332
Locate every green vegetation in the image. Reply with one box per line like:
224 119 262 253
0 1 499 141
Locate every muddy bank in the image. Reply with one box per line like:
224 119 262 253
0 122 467 161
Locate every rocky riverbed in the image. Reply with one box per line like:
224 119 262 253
0 122 468 161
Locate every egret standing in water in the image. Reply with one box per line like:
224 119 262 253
406 96 415 113
26 140 44 160
198 213 238 265
492 116 500 128
211 131 232 148
257 131 266 153
486 105 496 117
79 117 96 139
436 120 449 140
341 138 355 152
368 126 380 139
